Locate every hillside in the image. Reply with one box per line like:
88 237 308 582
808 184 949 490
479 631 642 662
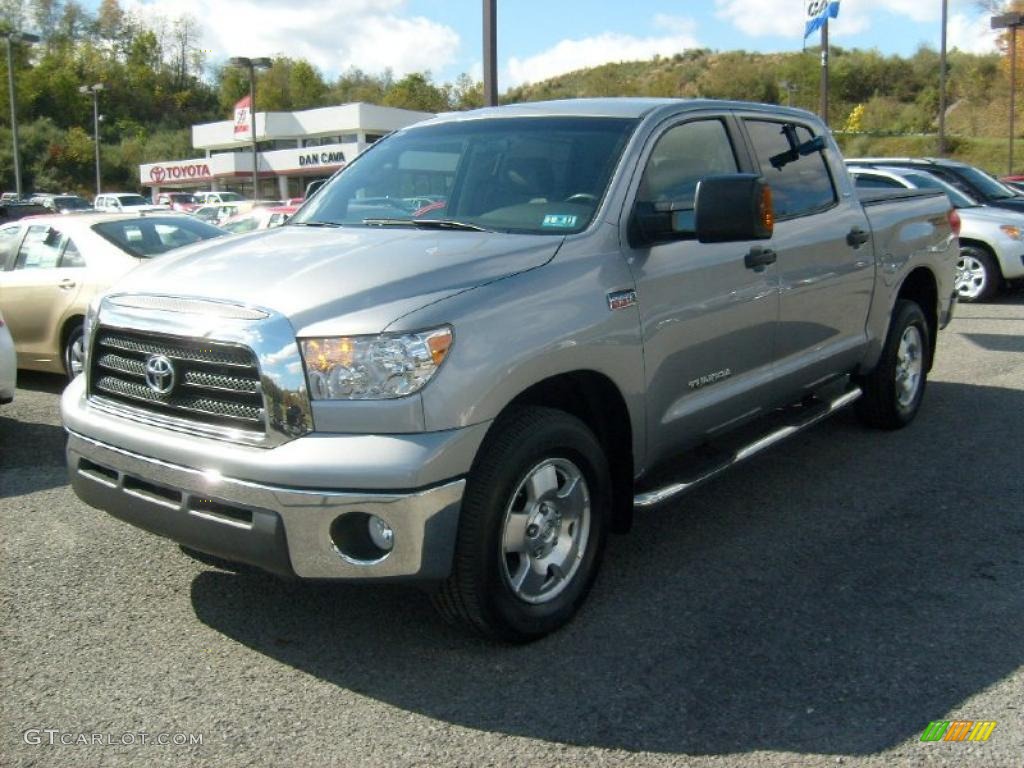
504 47 1023 174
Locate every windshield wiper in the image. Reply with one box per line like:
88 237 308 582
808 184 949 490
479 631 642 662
289 220 342 228
362 218 489 232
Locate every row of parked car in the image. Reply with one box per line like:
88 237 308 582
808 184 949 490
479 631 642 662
846 157 1024 302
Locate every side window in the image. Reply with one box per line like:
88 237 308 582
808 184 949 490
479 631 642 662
14 226 66 270
853 175 904 190
745 120 837 219
636 119 739 234
60 238 86 268
0 225 22 269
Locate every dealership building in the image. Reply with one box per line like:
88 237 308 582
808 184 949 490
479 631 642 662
139 103 434 200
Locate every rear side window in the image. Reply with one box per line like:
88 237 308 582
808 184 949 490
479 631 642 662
853 174 904 190
14 225 67 270
745 120 836 219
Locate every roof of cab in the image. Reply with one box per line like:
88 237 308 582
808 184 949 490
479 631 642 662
419 97 822 125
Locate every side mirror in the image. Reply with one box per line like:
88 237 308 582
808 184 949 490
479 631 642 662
695 174 774 243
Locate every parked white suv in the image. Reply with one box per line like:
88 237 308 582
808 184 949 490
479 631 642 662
192 191 247 206
93 193 167 214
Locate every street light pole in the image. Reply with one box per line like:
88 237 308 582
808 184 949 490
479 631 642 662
79 83 104 195
3 30 40 199
992 12 1024 175
483 0 498 106
228 56 272 199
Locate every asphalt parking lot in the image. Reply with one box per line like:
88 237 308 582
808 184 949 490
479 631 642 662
1 289 1022 768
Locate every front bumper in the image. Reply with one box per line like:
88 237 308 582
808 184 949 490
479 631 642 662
67 431 466 580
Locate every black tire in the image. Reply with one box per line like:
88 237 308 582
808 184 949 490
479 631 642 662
956 245 1000 303
855 299 930 430
63 323 84 381
432 406 611 642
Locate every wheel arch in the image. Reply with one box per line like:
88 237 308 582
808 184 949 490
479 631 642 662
494 370 636 534
957 237 1005 280
59 313 85 374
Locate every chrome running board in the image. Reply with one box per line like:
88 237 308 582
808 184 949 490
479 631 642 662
633 386 862 509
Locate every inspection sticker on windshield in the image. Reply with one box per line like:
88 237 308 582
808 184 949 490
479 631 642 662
542 214 578 228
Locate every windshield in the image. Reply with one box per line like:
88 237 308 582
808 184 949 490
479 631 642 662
901 172 977 208
92 216 225 257
169 194 197 204
293 116 639 235
116 195 151 207
217 192 244 202
54 196 91 210
955 165 1017 200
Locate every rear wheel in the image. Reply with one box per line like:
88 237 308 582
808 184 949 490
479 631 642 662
855 299 930 430
63 323 84 381
432 406 610 642
955 246 1000 303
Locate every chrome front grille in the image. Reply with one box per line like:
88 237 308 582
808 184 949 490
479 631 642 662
89 328 265 435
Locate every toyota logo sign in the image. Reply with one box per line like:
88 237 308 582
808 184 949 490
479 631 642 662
144 354 176 395
148 163 212 183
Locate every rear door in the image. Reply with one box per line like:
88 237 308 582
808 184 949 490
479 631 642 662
621 113 780 465
740 117 875 393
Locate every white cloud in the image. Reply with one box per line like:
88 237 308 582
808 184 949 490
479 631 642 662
713 0 983 41
126 0 459 78
505 15 701 87
948 12 999 54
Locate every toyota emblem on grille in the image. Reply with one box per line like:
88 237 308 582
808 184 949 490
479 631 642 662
144 354 176 395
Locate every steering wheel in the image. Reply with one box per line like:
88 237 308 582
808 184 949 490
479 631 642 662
563 193 599 204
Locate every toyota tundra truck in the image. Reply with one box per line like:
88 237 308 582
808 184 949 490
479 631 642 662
62 99 958 641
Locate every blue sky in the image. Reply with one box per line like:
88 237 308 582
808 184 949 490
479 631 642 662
116 0 999 89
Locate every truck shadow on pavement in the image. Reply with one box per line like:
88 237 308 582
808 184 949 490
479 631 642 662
189 380 1024 757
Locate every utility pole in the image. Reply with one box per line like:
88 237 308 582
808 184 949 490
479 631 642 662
483 0 497 106
79 84 104 195
820 19 829 126
938 0 948 156
992 12 1024 174
229 56 272 199
3 30 40 199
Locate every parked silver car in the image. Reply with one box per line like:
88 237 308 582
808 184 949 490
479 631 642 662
0 309 15 403
849 164 1024 301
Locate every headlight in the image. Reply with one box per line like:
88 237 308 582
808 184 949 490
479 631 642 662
300 327 452 400
999 224 1023 241
82 297 101 369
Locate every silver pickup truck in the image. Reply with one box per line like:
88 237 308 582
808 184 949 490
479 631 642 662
62 99 958 641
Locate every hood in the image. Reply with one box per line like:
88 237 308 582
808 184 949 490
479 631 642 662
108 225 562 335
958 204 1024 226
983 197 1024 212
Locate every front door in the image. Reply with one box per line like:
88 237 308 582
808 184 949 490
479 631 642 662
621 115 780 467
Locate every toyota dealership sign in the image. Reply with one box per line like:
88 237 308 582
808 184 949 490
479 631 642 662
147 162 213 184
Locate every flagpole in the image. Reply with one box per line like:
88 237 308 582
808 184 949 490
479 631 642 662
820 17 829 126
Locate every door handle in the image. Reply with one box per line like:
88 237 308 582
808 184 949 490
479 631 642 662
745 246 777 271
847 227 871 248
58 279 76 290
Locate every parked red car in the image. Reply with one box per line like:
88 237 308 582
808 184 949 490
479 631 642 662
155 192 201 213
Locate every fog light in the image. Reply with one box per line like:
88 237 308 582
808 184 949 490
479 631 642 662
368 515 394 552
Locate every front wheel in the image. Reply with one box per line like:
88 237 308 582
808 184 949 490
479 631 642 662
955 246 1000 303
855 299 930 430
432 406 610 642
